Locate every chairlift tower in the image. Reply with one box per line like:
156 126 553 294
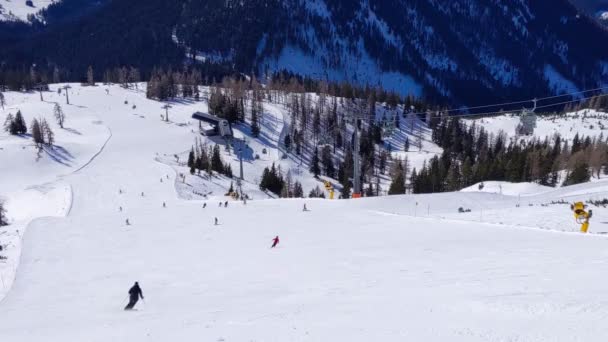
34 84 45 101
62 85 72 105
162 104 172 122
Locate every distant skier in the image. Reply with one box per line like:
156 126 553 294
163 202 166 208
160 178 163 183
271 236 280 248
214 217 218 225
126 218 130 226
141 192 145 197
203 203 207 209
219 202 222 207
119 189 123 194
124 282 144 310
224 201 228 208
119 206 123 212
303 204 308 211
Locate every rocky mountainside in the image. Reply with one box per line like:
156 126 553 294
1 0 608 105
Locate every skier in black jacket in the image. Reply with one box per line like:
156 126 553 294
124 282 144 310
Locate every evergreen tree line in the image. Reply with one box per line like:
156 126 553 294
259 163 306 198
404 117 608 194
3 110 27 135
30 117 55 147
187 138 233 179
146 67 203 101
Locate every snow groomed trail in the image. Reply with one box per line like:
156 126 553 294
2 85 608 341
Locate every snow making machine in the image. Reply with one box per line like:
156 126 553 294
192 112 233 138
571 202 592 233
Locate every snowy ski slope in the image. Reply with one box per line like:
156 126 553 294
2 84 608 341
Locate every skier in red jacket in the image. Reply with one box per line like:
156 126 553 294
271 236 279 248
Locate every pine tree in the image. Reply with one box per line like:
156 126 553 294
340 181 351 199
388 160 406 195
564 160 590 186
87 66 95 86
321 145 335 177
251 99 260 137
444 162 461 191
293 181 304 198
211 145 224 173
41 119 54 145
31 118 43 146
0 92 5 110
313 106 321 143
3 113 14 133
0 200 7 226
310 147 321 177
14 110 27 134
54 103 65 128
187 148 195 168
404 136 410 152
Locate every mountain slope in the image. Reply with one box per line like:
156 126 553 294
1 0 607 105
3 85 608 341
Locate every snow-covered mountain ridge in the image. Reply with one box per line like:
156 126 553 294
1 0 608 106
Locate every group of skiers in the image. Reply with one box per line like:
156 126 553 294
117 187 317 311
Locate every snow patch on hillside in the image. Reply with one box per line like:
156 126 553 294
0 0 56 21
461 181 552 196
266 45 423 97
544 64 581 97
466 109 608 143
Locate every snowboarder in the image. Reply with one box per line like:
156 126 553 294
126 218 130 225
214 217 218 225
303 204 308 211
271 236 280 248
203 203 207 208
124 282 144 310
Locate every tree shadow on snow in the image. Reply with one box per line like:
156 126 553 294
63 127 82 135
42 145 75 167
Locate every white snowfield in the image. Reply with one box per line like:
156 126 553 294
467 110 608 143
2 84 608 341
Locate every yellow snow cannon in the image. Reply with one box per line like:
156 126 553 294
324 181 335 200
571 202 592 233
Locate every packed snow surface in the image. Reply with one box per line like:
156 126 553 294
461 181 552 196
2 85 608 341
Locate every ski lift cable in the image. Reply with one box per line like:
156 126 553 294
406 86 608 117
433 92 608 120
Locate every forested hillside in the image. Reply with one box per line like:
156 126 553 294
1 0 607 106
